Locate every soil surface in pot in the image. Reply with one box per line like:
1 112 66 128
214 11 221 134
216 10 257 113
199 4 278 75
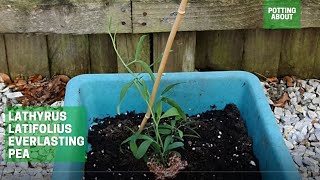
85 104 261 180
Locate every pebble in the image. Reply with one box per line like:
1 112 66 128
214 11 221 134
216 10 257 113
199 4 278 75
308 111 318 119
6 92 23 99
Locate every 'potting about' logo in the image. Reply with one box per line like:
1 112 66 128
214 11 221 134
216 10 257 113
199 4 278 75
264 0 301 29
4 106 87 162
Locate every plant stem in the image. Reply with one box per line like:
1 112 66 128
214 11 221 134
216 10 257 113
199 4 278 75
138 0 189 132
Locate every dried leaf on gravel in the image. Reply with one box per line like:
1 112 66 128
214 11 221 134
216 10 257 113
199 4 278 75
266 77 278 83
283 76 294 87
0 73 12 84
10 74 70 106
274 92 290 107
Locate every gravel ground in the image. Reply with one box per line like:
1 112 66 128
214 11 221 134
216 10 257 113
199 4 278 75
262 78 320 180
1 76 320 179
0 82 63 180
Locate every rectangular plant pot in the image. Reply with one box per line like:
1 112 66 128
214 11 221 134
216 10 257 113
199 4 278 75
53 71 300 180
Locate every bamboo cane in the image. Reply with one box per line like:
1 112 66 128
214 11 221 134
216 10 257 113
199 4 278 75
139 0 189 132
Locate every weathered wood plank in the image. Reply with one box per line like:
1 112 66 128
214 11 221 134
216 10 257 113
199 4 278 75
116 34 150 73
5 34 49 78
89 34 117 73
48 34 90 77
312 31 320 78
196 30 244 71
243 29 282 77
279 29 318 78
0 0 131 34
132 0 263 33
301 0 320 28
153 32 196 72
0 34 8 74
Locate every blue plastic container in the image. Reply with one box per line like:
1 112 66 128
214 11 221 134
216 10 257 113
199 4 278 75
53 71 300 180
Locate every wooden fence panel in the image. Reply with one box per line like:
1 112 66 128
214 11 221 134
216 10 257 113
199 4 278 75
153 32 196 72
5 34 49 78
89 34 117 73
279 29 318 78
243 29 282 77
48 34 90 77
132 0 262 33
196 31 244 71
116 34 150 73
0 35 8 74
312 31 320 78
0 0 132 34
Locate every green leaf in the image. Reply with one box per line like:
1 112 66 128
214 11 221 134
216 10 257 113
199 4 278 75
161 83 183 96
162 97 186 120
136 134 156 143
170 120 176 127
129 139 138 156
163 136 173 153
133 79 147 101
135 140 153 159
135 35 147 61
161 107 180 119
151 143 161 153
167 142 184 151
135 60 155 82
121 135 133 145
117 81 134 114
178 130 183 138
158 124 173 130
158 128 171 135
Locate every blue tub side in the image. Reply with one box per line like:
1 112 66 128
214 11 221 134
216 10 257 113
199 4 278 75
238 72 300 180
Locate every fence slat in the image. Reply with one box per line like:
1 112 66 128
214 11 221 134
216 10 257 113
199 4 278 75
0 35 8 74
89 34 117 73
196 31 244 71
153 32 196 72
312 31 320 78
5 34 49 78
132 0 263 33
243 29 282 77
48 34 90 77
279 29 318 78
116 34 150 73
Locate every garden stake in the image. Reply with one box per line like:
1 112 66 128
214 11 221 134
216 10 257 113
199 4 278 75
139 0 188 132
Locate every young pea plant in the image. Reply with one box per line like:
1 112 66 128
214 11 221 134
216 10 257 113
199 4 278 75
108 24 199 166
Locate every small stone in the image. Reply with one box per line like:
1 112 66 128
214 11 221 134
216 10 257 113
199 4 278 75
309 134 317 141
313 98 320 105
303 92 317 100
308 111 318 119
295 105 305 113
34 172 43 179
295 122 304 131
284 139 294 150
3 167 14 174
16 162 28 169
293 155 303 166
274 107 284 116
249 160 256 166
308 103 317 111
303 157 319 166
311 142 320 147
305 150 316 156
314 123 320 129
315 129 320 141
6 92 23 99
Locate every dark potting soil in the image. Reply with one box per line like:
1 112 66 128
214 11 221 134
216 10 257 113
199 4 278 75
85 104 261 180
